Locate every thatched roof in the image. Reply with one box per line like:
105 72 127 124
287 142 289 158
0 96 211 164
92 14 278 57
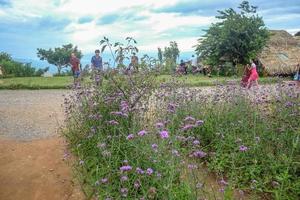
258 30 300 75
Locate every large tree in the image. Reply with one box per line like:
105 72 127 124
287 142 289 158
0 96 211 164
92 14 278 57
37 44 82 75
195 1 269 67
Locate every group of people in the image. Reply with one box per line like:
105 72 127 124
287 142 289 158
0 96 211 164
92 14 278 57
69 50 139 84
176 55 210 75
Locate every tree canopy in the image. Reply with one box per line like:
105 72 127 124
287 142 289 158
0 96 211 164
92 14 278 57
195 1 269 67
163 41 180 64
37 44 82 75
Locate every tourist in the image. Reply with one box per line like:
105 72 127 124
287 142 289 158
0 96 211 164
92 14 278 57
91 49 103 85
180 60 187 75
70 52 81 84
246 59 259 89
129 52 139 72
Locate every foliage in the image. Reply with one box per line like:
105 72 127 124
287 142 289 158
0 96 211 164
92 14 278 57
0 52 12 61
37 44 82 75
195 1 269 70
100 37 138 69
157 41 180 74
295 31 300 36
0 60 46 78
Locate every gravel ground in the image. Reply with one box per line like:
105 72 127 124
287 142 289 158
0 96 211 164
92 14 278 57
0 90 68 140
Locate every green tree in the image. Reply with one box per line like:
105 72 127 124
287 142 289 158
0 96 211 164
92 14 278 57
0 52 12 62
163 41 180 73
37 44 82 75
163 41 179 63
195 1 269 69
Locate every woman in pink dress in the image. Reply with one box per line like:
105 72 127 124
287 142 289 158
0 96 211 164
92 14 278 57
246 60 259 89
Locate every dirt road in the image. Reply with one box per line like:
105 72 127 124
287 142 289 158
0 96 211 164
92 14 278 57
0 90 84 200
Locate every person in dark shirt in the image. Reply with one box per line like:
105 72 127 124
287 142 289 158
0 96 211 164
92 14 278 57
91 49 103 85
70 52 81 83
129 52 139 72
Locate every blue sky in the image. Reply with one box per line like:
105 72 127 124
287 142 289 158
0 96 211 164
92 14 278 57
0 0 299 63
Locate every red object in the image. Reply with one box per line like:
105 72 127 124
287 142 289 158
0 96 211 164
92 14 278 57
248 66 259 81
70 57 80 71
241 68 251 87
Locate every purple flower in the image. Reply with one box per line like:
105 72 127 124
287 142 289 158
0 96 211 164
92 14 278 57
160 130 169 139
134 180 141 189
110 111 123 116
101 178 108 184
192 150 207 158
107 120 119 125
181 124 194 131
120 165 132 172
184 116 195 122
146 168 154 175
120 176 128 182
136 167 145 174
193 140 200 145
155 122 164 129
156 172 162 178
195 120 204 127
167 103 177 113
138 130 147 136
219 179 228 186
120 101 129 112
126 134 134 140
239 145 248 152
151 143 158 151
120 188 128 197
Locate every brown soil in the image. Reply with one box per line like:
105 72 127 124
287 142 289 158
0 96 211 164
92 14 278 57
0 137 84 200
0 90 84 200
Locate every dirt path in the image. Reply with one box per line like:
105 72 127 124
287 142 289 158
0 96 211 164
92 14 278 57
0 90 84 200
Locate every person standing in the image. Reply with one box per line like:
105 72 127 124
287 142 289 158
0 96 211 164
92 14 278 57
191 55 199 74
91 49 103 85
130 52 139 72
246 60 259 89
70 52 81 84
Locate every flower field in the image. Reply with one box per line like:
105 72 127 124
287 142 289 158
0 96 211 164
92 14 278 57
63 71 299 199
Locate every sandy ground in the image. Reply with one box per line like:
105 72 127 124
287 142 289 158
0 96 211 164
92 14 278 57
0 90 84 200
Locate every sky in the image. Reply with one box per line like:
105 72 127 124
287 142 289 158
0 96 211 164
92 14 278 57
0 0 300 65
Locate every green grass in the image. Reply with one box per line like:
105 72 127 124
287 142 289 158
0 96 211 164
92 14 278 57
0 75 285 89
0 76 73 89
